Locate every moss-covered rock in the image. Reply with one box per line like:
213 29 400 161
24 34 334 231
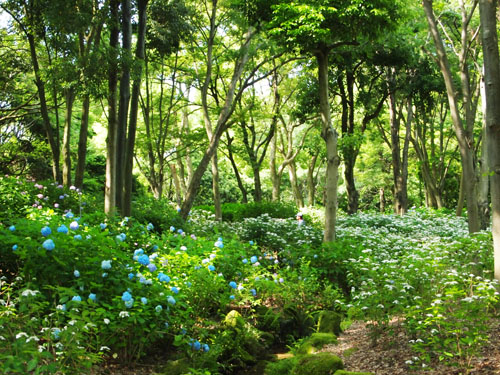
296 332 338 354
317 310 342 335
334 371 374 375
160 358 190 375
264 356 299 375
292 353 343 375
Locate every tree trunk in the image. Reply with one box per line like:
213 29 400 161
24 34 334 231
288 161 304 208
270 129 281 202
422 0 480 233
479 0 500 279
27 32 60 181
180 26 256 220
75 94 90 189
212 151 222 220
478 78 490 229
307 152 319 206
104 0 120 216
226 132 248 203
62 88 75 187
316 49 339 242
170 163 182 206
344 156 359 214
123 0 148 217
379 188 386 213
116 0 132 212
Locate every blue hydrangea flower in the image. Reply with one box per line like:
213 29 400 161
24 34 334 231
155 305 163 312
65 211 74 219
125 299 134 308
100 223 107 230
116 233 126 242
250 256 258 264
41 226 51 237
250 289 257 296
214 240 223 248
141 297 148 305
134 248 144 258
192 340 201 351
203 344 210 352
177 228 184 234
229 295 235 300
137 254 150 266
72 295 82 302
57 304 67 311
128 273 135 280
8 225 15 232
249 240 254 245
57 225 68 234
88 293 97 301
101 260 112 270
169 226 175 232
121 291 133 302
171 286 179 294
158 273 171 283
148 263 157 272
69 221 79 230
102 272 108 277
43 239 55 251
167 296 176 305
242 259 248 264
74 234 82 240
208 265 215 272
12 244 18 251
146 223 154 231
52 328 61 340
229 281 237 289
74 270 80 278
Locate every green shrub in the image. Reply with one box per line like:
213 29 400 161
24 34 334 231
195 201 297 222
317 311 342 336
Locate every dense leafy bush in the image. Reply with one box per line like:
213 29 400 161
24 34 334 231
195 201 297 222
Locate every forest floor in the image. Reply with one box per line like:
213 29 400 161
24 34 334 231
95 318 500 375
322 317 500 375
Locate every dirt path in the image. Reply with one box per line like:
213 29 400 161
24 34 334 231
322 319 500 375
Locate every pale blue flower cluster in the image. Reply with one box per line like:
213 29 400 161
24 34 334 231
41 226 51 237
137 254 150 266
101 260 112 270
43 239 55 251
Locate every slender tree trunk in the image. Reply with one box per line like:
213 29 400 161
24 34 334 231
288 161 304 208
116 0 132 212
75 94 90 189
212 152 222 220
123 0 148 217
478 78 490 229
479 0 500 279
270 129 281 202
317 49 339 242
307 152 319 206
226 133 248 203
62 88 75 187
27 33 60 181
105 0 120 216
379 188 386 213
170 163 182 206
344 156 359 214
423 0 480 233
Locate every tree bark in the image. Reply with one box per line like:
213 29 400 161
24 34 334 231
307 152 319 206
123 0 148 217
75 94 90 189
288 161 304 208
104 0 120 216
62 88 75 187
422 0 480 233
479 0 500 279
316 49 340 242
116 0 132 212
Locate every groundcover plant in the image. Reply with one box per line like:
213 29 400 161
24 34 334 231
0 177 498 374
